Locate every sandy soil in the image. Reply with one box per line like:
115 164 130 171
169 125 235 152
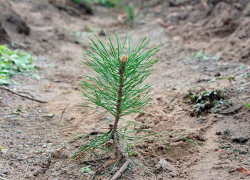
0 0 250 180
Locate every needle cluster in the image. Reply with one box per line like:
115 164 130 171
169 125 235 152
80 29 159 118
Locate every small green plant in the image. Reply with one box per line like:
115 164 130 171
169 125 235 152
188 89 228 116
69 29 202 179
78 28 159 159
224 128 230 135
100 0 116 7
81 165 93 174
244 103 250 108
67 29 163 178
210 76 236 85
193 49 220 61
74 0 119 7
243 72 250 78
74 0 82 3
125 5 135 26
60 26 89 44
0 45 37 85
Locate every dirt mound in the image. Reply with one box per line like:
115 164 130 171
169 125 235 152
217 18 250 64
0 22 9 44
0 1 30 36
49 0 93 16
163 0 250 64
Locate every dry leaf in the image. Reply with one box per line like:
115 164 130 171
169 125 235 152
229 166 250 176
156 19 170 28
154 5 160 12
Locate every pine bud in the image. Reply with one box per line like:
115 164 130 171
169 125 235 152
121 55 127 65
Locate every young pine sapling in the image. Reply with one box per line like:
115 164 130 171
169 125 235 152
78 29 159 160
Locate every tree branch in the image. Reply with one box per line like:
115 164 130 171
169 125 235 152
0 86 48 103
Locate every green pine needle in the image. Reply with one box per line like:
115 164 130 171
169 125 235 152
80 28 160 118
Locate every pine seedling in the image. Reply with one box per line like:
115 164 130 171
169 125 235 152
77 28 159 161
125 5 135 26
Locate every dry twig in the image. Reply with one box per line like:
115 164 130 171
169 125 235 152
17 91 35 98
58 104 70 125
229 166 250 176
90 159 118 180
110 159 131 180
81 156 111 164
0 86 48 103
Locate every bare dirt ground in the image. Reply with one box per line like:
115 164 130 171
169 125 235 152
0 0 250 180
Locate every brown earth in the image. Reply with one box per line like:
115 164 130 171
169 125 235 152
0 0 250 180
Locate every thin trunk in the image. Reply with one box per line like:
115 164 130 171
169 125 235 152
113 55 127 159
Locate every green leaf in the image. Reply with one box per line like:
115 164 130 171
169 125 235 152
74 0 82 4
190 95 195 99
0 77 10 85
244 103 250 108
0 45 7 54
31 74 41 80
81 166 93 174
41 113 54 117
0 45 36 85
202 91 209 96
238 65 245 70
17 130 22 133
0 147 8 154
243 72 250 78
